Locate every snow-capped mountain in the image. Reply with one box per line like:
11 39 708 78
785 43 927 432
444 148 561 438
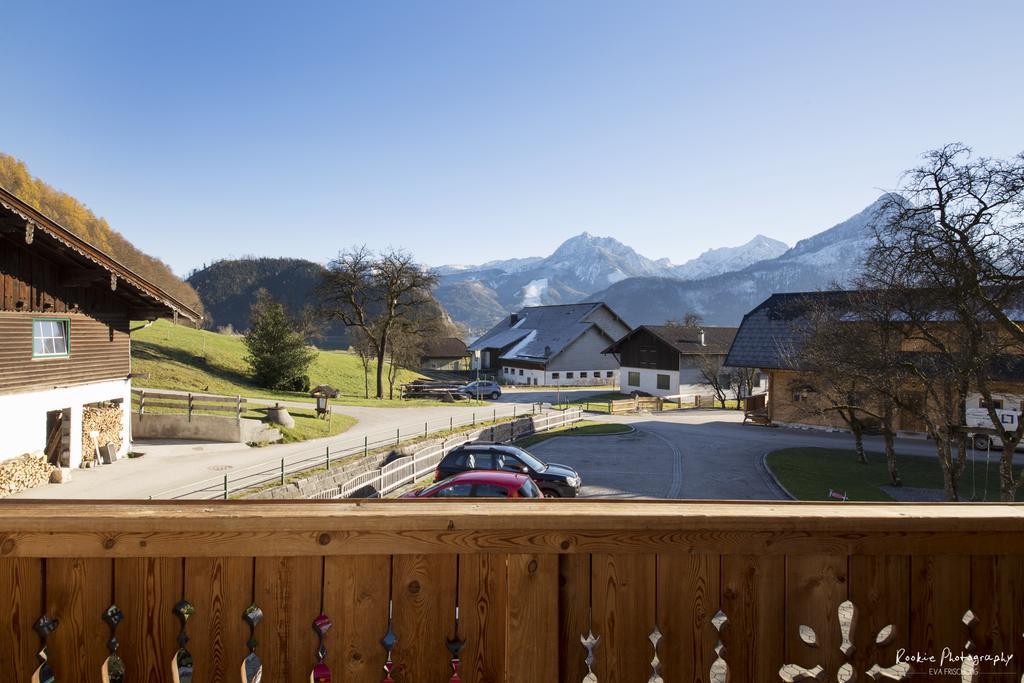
434 231 792 334
588 196 894 326
669 234 789 280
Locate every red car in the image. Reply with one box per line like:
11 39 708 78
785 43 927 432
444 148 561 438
401 470 544 499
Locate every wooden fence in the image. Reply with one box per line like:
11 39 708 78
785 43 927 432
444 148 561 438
133 388 245 421
1 501 1023 682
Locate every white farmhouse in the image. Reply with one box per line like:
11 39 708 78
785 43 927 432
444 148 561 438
468 302 630 386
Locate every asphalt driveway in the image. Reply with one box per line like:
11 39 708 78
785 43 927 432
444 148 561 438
528 409 940 500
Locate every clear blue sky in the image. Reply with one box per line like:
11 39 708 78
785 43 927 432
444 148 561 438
3 1 1022 275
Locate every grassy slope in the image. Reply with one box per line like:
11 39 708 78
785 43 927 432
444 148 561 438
767 447 1024 502
132 319 430 407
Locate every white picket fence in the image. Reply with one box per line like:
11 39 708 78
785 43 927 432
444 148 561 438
309 408 584 500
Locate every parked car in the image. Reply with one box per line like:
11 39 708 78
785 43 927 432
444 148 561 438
459 380 502 400
401 470 544 498
435 442 582 497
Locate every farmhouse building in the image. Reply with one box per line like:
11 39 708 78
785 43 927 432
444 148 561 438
469 302 630 386
419 336 470 371
725 291 1024 432
0 187 199 468
603 324 750 397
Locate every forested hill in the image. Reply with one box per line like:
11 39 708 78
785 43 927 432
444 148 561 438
0 154 204 319
186 257 328 332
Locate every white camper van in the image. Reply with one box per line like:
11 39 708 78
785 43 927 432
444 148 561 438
965 392 1023 450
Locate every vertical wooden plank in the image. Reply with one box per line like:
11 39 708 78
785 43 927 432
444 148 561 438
849 555 910 675
47 558 113 682
392 554 457 681
720 554 785 681
786 555 848 675
115 557 183 683
971 555 1024 679
910 555 970 683
0 558 43 681
660 553 720 683
507 553 557 683
591 553 655 682
558 554 590 683
185 557 254 683
254 556 323 682
323 554 390 683
459 553 508 683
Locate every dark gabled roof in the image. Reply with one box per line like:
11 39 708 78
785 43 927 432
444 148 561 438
605 325 737 356
0 186 200 322
469 302 626 363
420 337 469 359
724 289 1024 370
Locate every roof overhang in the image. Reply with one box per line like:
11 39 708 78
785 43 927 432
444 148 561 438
0 187 200 322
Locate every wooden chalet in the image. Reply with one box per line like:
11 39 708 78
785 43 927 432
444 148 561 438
0 186 199 468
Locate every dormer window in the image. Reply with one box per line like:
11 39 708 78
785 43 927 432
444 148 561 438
32 318 69 358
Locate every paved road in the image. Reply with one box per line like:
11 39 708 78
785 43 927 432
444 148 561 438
529 409 942 500
12 400 539 500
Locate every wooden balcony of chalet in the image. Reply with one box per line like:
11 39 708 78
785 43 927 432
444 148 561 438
1 500 1023 682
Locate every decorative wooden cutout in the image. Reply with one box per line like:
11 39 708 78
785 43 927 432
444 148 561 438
102 604 125 683
25 221 34 245
960 610 978 683
171 600 194 683
110 273 117 291
446 606 465 682
580 607 600 683
241 603 263 683
311 613 332 682
380 599 397 683
781 601 911 682
710 609 729 683
32 615 57 683
647 625 663 683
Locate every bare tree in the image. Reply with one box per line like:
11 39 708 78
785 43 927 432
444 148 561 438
316 247 439 399
866 144 1024 500
385 322 426 400
694 350 736 408
349 326 377 399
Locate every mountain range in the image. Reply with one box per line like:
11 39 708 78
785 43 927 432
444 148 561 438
435 232 790 332
187 195 890 340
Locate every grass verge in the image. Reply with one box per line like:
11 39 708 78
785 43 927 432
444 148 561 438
766 447 1024 502
513 420 632 447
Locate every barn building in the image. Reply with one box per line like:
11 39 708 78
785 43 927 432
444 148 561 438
0 187 199 468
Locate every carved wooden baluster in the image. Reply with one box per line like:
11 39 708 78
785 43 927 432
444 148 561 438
241 603 263 683
581 606 600 683
171 600 194 683
837 600 856 682
710 610 729 683
380 599 397 683
961 610 979 683
446 605 465 682
647 555 663 683
32 615 57 683
778 625 824 681
101 604 125 683
311 613 332 682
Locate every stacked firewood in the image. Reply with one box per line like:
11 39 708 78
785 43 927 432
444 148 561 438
81 404 124 462
0 453 55 496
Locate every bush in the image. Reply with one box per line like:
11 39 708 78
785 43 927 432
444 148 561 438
285 375 311 393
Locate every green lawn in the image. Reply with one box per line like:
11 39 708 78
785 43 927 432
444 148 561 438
132 319 463 408
514 420 632 447
767 447 1024 502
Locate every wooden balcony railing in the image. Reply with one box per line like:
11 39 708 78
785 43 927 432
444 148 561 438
1 500 1022 682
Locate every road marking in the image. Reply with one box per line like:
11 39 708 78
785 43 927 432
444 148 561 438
642 428 684 499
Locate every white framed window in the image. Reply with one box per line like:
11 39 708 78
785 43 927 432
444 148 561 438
627 371 640 386
32 318 70 358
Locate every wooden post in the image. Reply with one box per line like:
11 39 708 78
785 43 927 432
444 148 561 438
396 428 400 446
326 446 330 470
280 458 285 485
187 393 193 422
364 436 368 457
450 416 453 431
223 474 228 500
424 422 428 438
236 394 241 419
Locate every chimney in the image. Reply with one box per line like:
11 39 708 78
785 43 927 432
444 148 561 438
699 328 705 346
510 313 519 326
